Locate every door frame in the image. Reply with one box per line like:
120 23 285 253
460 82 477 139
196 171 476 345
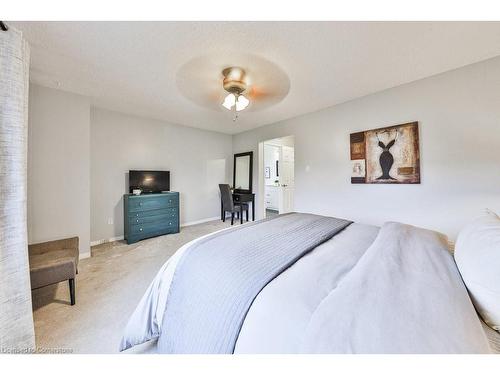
258 135 295 219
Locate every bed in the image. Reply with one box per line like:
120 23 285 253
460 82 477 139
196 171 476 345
120 212 498 354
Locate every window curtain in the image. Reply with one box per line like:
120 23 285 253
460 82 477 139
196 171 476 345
0 24 35 351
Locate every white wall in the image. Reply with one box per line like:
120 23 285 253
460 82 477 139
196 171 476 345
28 84 91 257
28 86 232 251
233 56 500 239
90 108 232 242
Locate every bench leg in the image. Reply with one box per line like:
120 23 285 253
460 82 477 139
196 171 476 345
69 278 75 305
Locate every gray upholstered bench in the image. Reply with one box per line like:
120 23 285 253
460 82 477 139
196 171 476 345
28 237 79 305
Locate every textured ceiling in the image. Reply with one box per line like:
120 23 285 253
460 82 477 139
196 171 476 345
10 21 500 134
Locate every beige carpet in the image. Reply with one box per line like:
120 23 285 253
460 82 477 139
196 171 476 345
31 219 233 354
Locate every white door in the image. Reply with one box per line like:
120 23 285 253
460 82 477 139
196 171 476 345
278 145 294 214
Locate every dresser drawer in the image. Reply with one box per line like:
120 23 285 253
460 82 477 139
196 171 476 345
163 194 179 207
128 211 178 226
130 220 178 236
128 206 177 219
127 194 178 212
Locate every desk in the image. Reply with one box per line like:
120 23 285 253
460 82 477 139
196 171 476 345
220 192 255 222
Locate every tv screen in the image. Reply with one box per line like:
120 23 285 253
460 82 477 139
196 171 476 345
129 170 170 193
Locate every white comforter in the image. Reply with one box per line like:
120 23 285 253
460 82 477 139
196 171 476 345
122 222 491 354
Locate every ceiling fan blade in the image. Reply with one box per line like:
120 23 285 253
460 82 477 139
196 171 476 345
176 53 290 111
247 86 278 101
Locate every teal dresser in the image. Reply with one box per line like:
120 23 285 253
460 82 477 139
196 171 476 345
124 192 180 244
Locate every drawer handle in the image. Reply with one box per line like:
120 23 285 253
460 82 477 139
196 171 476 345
169 222 172 225
136 219 139 223
139 202 143 206
169 200 172 203
136 214 139 217
139 228 143 231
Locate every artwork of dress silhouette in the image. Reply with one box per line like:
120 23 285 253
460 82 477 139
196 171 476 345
376 131 398 180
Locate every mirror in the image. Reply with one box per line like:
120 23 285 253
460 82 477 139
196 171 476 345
233 152 253 193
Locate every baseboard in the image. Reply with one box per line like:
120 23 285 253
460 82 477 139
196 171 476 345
90 235 124 247
181 216 221 227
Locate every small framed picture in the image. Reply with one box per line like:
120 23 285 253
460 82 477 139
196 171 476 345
265 167 271 178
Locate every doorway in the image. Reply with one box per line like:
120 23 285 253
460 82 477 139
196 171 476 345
259 136 295 218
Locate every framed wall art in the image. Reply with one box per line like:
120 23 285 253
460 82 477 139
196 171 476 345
350 122 420 184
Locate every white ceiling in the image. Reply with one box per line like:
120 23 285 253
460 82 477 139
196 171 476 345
10 21 500 134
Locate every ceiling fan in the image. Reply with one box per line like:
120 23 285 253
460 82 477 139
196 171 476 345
221 67 250 121
175 54 290 122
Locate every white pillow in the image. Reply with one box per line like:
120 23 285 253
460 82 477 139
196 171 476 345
455 210 500 331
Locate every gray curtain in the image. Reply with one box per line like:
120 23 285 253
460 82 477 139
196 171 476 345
0 25 35 351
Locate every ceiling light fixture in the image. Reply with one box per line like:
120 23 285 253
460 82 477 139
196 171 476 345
221 67 250 121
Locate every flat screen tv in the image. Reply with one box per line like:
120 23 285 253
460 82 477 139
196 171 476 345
129 170 170 193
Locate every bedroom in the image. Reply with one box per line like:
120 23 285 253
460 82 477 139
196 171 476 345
1 1 500 373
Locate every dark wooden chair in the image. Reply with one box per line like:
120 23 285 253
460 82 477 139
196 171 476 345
219 184 249 225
